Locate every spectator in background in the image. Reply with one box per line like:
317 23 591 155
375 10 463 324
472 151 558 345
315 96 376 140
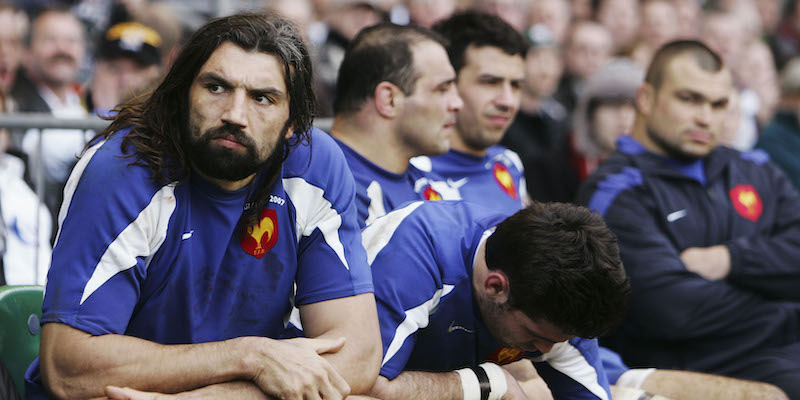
329 23 462 227
0 128 51 286
404 0 457 28
578 40 800 398
414 11 530 214
594 0 640 53
86 21 163 116
736 39 779 127
638 0 680 55
501 31 571 202
314 0 387 117
570 59 641 184
756 0 783 38
670 0 702 39
527 0 571 46
757 57 800 190
702 10 760 150
0 3 26 115
770 0 800 69
474 0 529 32
554 20 613 113
265 0 316 40
13 5 90 231
0 2 51 287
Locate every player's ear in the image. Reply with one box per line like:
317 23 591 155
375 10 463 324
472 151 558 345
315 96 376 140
484 270 510 303
636 83 655 116
374 81 403 118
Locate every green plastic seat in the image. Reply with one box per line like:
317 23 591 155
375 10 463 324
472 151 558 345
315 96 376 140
0 285 44 398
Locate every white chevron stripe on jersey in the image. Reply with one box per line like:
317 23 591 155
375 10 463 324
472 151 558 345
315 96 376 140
284 177 350 270
382 284 455 367
532 341 609 400
362 201 423 265
80 184 176 304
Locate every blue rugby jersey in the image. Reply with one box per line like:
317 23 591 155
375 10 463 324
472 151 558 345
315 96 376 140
365 201 611 400
412 145 528 213
334 137 460 228
25 127 373 396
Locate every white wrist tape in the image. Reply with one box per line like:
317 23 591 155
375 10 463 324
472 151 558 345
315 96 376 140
456 367 482 400
478 363 508 400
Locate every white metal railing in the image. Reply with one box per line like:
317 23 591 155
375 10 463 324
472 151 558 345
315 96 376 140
0 113 333 284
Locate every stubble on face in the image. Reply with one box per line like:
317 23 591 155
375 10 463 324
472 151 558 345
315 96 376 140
185 119 289 183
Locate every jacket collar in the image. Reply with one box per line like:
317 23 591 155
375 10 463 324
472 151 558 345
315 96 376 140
615 136 735 185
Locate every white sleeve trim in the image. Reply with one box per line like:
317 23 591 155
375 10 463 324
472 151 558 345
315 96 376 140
284 177 350 270
54 139 105 245
362 201 423 265
381 284 455 367
365 180 387 226
531 341 610 400
80 184 176 304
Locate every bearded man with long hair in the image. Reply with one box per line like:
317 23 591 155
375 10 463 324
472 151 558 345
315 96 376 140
25 12 380 400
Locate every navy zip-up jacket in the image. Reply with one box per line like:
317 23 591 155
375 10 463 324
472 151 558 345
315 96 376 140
577 136 800 376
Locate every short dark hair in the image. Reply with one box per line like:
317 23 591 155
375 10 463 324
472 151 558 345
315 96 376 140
485 202 629 338
333 23 446 115
432 10 528 74
645 40 724 89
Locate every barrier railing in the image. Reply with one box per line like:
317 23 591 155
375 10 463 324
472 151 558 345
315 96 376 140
0 113 334 284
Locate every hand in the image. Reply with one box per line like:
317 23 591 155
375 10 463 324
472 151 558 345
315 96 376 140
247 336 351 400
104 386 177 400
503 362 552 400
680 245 731 280
501 368 531 400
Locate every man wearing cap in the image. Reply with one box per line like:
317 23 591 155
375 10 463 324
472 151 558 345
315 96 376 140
87 21 163 116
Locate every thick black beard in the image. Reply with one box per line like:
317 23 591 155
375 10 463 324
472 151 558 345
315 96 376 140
186 123 288 182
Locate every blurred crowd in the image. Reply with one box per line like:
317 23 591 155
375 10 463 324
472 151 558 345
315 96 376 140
1 0 800 284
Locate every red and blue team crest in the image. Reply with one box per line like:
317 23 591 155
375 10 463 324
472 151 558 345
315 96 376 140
241 208 279 259
493 162 518 200
485 347 523 365
423 185 443 201
729 184 763 222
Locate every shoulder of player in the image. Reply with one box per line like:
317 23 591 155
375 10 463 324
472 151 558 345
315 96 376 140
75 131 168 195
283 127 354 186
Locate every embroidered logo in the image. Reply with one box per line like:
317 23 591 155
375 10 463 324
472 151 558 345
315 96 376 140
729 184 763 222
241 209 279 259
422 185 443 201
485 347 523 365
493 162 517 199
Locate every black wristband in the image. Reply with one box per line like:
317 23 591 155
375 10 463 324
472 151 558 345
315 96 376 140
472 365 491 400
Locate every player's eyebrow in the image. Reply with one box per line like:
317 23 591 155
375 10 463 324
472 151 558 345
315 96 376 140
196 72 286 100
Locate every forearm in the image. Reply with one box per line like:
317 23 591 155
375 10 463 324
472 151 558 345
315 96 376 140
302 293 382 394
41 323 257 399
368 373 462 400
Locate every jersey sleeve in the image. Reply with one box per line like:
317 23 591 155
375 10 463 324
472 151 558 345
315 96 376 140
361 202 447 380
725 160 800 300
41 136 175 336
531 338 612 400
288 129 373 305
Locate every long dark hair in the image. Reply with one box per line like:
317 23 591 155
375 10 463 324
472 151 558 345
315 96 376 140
92 12 316 229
